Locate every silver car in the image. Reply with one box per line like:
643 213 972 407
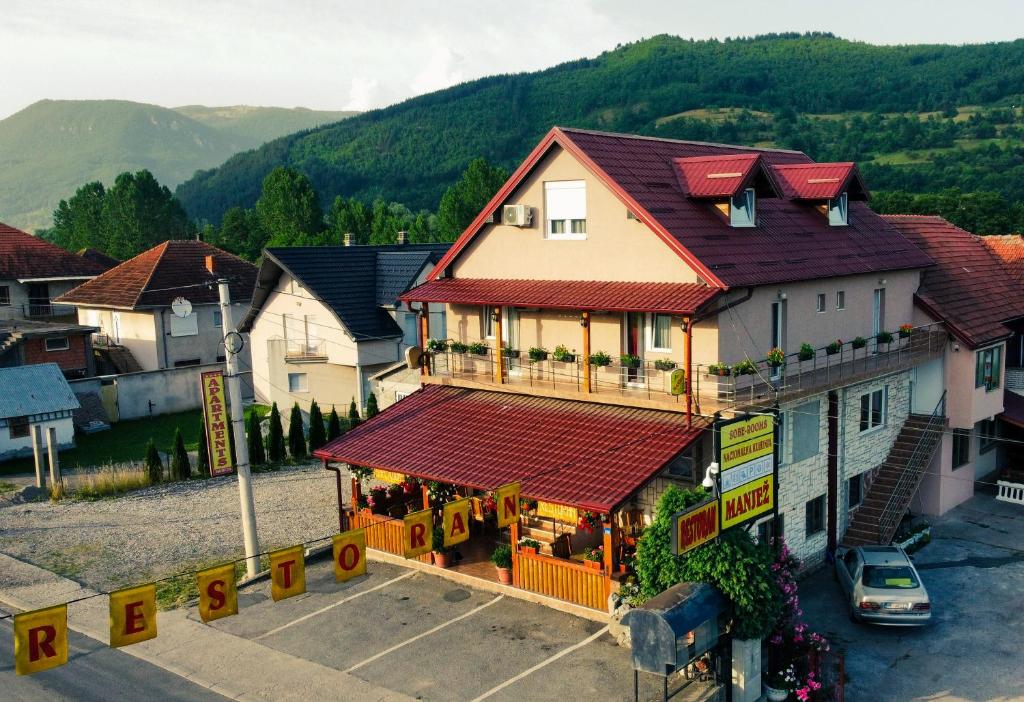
835 545 931 625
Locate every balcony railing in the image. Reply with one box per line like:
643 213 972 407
285 339 327 360
25 301 77 319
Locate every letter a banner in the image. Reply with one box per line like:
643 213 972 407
109 583 157 648
442 498 471 548
200 370 234 477
270 546 306 601
197 563 238 623
14 604 68 675
333 529 367 583
495 482 521 528
403 508 433 559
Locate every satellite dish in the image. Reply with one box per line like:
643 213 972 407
171 297 193 318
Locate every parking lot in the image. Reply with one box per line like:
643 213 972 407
802 494 1024 702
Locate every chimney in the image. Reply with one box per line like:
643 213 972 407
343 233 352 247
205 255 216 274
396 230 407 245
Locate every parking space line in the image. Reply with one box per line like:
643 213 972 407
469 625 610 702
344 594 505 673
254 571 418 640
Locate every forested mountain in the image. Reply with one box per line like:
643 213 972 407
0 100 354 231
176 33 1024 233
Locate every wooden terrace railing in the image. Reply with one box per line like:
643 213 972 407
515 548 609 611
349 509 432 563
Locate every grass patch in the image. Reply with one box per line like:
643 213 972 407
69 464 153 500
0 481 16 493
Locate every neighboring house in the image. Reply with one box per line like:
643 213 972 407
315 125 945 591
56 240 257 372
370 362 423 411
241 242 449 414
0 363 79 461
979 234 1024 378
0 319 99 379
0 222 109 322
888 217 1024 514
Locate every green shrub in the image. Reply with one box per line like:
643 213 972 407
468 341 488 355
327 406 343 441
588 351 612 366
852 336 867 349
170 428 191 480
144 439 163 484
427 338 448 352
449 341 469 354
365 393 379 419
247 409 266 465
552 345 576 362
732 359 757 375
798 343 815 361
195 414 210 478
490 544 512 569
288 403 306 458
528 346 548 361
308 400 326 451
348 399 361 429
266 402 285 462
654 358 677 371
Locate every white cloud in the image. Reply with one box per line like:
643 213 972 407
344 77 381 112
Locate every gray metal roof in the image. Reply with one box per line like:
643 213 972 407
0 363 80 419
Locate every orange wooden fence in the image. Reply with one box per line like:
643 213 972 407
515 549 608 611
349 510 432 563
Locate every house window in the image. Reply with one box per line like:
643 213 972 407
395 391 410 402
975 346 1002 391
730 188 756 227
648 313 672 352
45 337 70 352
792 400 820 462
836 291 845 310
214 310 223 328
848 473 863 509
173 358 201 368
859 387 887 432
952 429 971 468
482 306 495 339
169 312 199 337
816 293 826 314
805 495 825 536
979 418 998 454
8 416 30 439
776 411 787 466
288 372 309 393
828 192 849 226
667 440 702 479
0 286 9 306
544 180 587 240
757 514 785 549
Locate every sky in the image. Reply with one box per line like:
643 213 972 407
2 0 1023 120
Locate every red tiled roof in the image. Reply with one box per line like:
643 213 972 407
979 235 1024 284
674 154 760 198
56 240 256 309
314 385 704 512
999 391 1024 430
400 278 719 314
884 216 1024 349
770 163 864 200
0 222 108 280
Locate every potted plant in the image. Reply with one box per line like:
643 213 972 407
708 362 731 377
653 358 676 371
432 526 455 568
519 538 541 555
899 323 914 339
427 338 448 353
387 483 404 503
528 346 548 362
798 343 815 361
588 351 612 367
552 344 576 363
583 545 604 571
519 497 537 516
825 339 843 355
763 664 797 702
356 493 370 513
877 330 894 344
852 336 867 349
368 485 389 514
766 347 785 368
502 347 520 359
491 544 513 584
449 341 469 354
468 341 488 355
576 510 602 533
619 353 643 369
732 359 756 376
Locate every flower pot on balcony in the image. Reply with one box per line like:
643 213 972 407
520 546 537 556
433 551 452 568
584 559 603 571
763 684 789 702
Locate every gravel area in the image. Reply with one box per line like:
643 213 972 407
0 463 348 592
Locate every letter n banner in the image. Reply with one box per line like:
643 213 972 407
270 546 306 601
403 508 433 559
14 604 68 675
109 583 157 648
333 529 367 583
197 563 238 623
495 482 521 528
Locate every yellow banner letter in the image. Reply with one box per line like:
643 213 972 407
495 482 521 528
196 563 238 623
109 584 157 648
270 546 306 601
14 604 68 675
333 529 367 583
403 508 433 559
442 498 471 548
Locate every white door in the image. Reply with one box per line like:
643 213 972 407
771 301 785 380
503 307 520 376
872 289 885 336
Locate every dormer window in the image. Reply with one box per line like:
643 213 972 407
828 192 848 226
730 188 756 227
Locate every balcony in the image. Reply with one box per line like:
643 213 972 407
285 339 327 362
24 301 77 319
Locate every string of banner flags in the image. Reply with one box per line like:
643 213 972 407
9 480 523 676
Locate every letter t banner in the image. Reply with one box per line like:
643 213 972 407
442 498 471 548
403 508 433 559
495 482 521 528
14 604 68 675
333 529 367 583
196 563 238 623
109 584 157 648
270 546 306 601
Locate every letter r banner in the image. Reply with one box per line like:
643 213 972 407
270 546 306 602
333 529 367 583
109 584 157 648
403 508 433 559
196 563 238 623
495 482 521 528
14 604 68 675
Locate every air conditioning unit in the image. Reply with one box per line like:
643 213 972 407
502 204 533 227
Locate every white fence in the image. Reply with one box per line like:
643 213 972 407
996 480 1024 506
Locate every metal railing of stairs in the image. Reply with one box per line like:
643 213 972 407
877 391 946 545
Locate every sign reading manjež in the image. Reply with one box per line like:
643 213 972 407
200 370 234 476
716 413 777 531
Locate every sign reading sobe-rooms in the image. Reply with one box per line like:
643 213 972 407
717 414 777 530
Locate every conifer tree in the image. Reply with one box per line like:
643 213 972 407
170 428 191 480
267 402 285 462
288 403 307 459
308 400 326 452
145 439 163 484
247 410 266 465
327 405 343 441
365 393 379 419
348 398 360 429
196 414 210 478
227 411 237 468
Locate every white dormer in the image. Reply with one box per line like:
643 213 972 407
828 192 848 226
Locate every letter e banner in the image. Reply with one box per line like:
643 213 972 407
442 498 471 548
196 563 238 623
109 583 157 648
495 482 521 528
333 529 366 583
270 546 306 601
403 508 433 559
14 604 67 675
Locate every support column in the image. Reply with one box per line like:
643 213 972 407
419 303 430 377
581 312 591 393
510 519 520 587
351 475 362 512
602 515 614 574
46 426 61 490
421 484 431 510
493 307 504 384
31 424 46 490
684 316 693 427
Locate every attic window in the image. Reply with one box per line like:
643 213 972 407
544 180 587 240
828 192 849 226
730 188 756 228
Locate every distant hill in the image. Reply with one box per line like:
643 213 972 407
0 100 355 231
174 33 1024 226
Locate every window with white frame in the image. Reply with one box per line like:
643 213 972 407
544 180 587 239
647 313 672 352
975 345 1002 391
45 337 70 352
213 310 223 328
482 306 495 338
288 372 308 393
836 290 845 310
859 387 888 432
816 293 826 313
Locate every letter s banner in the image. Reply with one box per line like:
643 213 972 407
270 545 306 601
196 563 238 623
14 604 68 675
442 498 471 548
109 583 157 648
333 529 367 583
403 508 433 559
495 482 521 528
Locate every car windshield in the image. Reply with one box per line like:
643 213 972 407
863 565 920 589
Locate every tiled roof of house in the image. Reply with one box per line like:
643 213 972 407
979 234 1024 284
56 240 256 309
0 222 108 280
770 162 865 200
884 216 1024 349
314 384 704 512
674 154 761 198
401 278 719 314
76 248 121 271
0 363 79 419
241 244 449 340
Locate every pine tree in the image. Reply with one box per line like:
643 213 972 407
327 405 343 441
288 403 307 459
267 402 285 462
348 398 361 429
145 439 163 484
170 428 191 480
365 393 379 419
247 410 266 465
196 414 210 478
308 400 326 452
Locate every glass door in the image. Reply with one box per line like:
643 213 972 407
503 307 520 377
771 301 786 381
872 289 885 336
624 312 644 385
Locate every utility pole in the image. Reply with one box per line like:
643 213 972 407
218 279 261 578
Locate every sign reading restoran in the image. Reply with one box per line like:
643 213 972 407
671 499 719 555
716 414 777 530
200 370 234 477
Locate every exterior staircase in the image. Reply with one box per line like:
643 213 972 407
96 344 143 374
843 394 946 546
520 516 574 558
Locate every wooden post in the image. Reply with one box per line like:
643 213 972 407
493 307 504 384
684 316 693 427
421 484 431 510
510 519 520 587
46 426 61 489
351 475 361 512
581 311 591 393
31 424 46 490
602 515 614 574
419 303 430 377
